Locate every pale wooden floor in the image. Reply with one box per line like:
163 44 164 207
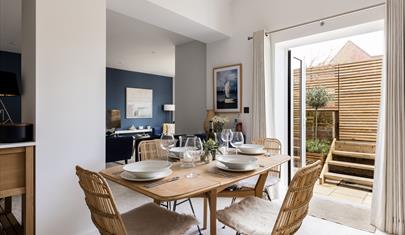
108 180 377 235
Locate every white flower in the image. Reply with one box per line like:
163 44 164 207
211 115 228 123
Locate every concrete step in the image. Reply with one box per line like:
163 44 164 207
324 172 373 187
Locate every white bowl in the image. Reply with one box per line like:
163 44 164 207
123 160 172 179
216 155 258 169
238 144 264 154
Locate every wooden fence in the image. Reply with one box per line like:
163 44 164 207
294 58 382 142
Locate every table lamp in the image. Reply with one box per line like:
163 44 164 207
163 104 175 123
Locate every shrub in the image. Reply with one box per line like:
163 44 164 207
306 139 330 156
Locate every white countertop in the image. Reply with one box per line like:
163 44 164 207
115 129 152 134
0 141 36 149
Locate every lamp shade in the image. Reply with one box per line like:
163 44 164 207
0 71 20 96
163 104 175 112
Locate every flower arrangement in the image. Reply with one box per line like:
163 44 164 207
202 139 222 162
211 115 228 133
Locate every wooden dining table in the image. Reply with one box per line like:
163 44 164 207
100 154 290 235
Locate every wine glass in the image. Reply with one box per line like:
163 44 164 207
183 137 203 178
221 129 233 153
231 132 244 155
160 134 176 161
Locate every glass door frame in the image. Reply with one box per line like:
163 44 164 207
287 50 307 183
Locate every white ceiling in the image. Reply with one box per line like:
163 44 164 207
0 0 194 77
107 10 193 77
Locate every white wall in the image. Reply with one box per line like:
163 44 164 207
175 41 207 134
22 0 106 234
207 0 385 144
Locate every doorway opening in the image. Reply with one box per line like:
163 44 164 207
282 27 384 232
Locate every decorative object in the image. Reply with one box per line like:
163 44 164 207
204 109 216 133
163 123 175 135
126 88 153 118
106 109 121 130
163 104 175 123
213 64 242 113
0 71 20 124
203 139 222 161
211 115 228 133
0 71 34 143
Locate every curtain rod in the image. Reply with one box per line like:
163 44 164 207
247 2 386 40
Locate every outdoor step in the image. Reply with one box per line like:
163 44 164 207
335 141 376 153
332 150 375 160
324 172 373 187
328 160 375 171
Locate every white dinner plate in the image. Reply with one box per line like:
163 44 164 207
123 160 172 178
120 169 172 182
238 144 264 154
215 162 257 172
216 155 258 169
239 150 266 155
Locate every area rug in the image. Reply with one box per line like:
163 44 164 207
309 195 376 233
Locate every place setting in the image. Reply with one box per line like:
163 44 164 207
213 129 264 172
120 160 173 182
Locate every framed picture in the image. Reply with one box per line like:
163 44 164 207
126 88 153 118
213 64 242 113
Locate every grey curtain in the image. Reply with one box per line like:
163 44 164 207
371 0 405 234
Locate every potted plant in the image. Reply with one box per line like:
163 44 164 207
306 139 330 165
202 139 222 163
306 86 331 140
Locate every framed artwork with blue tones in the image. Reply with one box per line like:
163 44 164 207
126 88 153 118
213 64 242 113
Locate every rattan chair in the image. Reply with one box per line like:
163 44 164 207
138 139 167 161
75 166 197 235
217 160 322 235
226 138 283 201
137 139 202 234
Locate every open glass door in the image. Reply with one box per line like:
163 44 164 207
289 51 306 175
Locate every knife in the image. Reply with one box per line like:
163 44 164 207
143 176 180 188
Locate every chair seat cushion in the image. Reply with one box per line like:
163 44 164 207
237 175 280 189
122 202 197 235
217 196 279 235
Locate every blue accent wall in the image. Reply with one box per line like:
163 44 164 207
0 51 21 123
106 68 173 130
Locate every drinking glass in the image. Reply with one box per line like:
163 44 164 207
182 137 203 178
160 134 176 161
221 129 234 153
231 132 244 155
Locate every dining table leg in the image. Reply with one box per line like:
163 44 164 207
207 189 217 235
203 197 208 230
153 199 161 205
255 172 269 197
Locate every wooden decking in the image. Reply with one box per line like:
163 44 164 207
320 140 375 190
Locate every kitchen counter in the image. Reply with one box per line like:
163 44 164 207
0 141 35 149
